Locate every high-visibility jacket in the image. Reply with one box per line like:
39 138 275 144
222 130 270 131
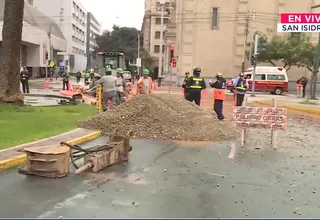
188 77 205 89
136 77 153 94
50 61 55 67
214 89 225 100
234 77 248 94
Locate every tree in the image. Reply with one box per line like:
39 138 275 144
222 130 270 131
0 0 24 103
95 26 154 71
253 32 316 72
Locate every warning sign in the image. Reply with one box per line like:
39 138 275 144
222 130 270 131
233 107 287 130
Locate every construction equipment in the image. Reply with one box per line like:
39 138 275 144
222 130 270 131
61 129 133 174
18 145 70 178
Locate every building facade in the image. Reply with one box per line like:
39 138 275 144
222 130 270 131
33 0 87 72
163 0 319 81
86 12 101 69
0 0 67 77
141 0 171 73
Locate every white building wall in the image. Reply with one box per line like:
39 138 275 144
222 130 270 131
33 0 87 72
0 21 67 67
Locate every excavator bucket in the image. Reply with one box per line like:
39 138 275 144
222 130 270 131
18 145 70 178
73 129 133 174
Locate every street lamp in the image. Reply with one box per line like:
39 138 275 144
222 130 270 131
158 0 165 78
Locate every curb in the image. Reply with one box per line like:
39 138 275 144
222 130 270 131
0 130 101 172
256 100 320 115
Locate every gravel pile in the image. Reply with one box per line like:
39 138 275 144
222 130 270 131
77 94 239 142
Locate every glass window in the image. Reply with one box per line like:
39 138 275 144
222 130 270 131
212 8 218 30
255 74 266 80
154 45 160 53
267 74 285 80
155 31 160 39
155 18 161 24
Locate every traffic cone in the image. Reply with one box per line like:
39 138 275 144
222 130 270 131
68 82 72 91
45 79 49 89
202 89 206 97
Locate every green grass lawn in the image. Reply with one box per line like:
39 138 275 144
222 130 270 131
0 104 95 149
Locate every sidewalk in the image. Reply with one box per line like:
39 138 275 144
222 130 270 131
246 94 320 114
0 128 101 171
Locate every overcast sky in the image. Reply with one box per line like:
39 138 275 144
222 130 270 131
80 0 145 31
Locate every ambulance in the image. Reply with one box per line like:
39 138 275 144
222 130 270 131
227 66 288 95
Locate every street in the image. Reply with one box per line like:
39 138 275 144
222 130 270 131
1 118 320 218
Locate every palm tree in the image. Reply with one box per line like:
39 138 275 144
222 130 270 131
0 0 24 103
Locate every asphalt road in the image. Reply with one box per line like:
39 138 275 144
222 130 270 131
1 137 320 218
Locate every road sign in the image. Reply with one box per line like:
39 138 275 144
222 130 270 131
233 106 287 130
233 99 286 149
136 58 141 67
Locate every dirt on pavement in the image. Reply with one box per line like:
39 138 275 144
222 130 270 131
78 94 239 142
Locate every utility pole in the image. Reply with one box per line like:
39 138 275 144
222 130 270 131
158 0 165 78
241 13 250 72
47 25 52 79
137 32 141 76
248 10 256 68
310 4 320 99
251 34 259 97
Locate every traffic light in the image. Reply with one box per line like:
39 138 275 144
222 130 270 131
172 59 176 67
169 45 175 66
45 51 48 60
257 37 267 54
251 55 256 66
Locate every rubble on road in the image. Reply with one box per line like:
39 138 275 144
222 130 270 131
77 94 239 142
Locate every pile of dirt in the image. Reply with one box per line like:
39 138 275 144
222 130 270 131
77 94 239 142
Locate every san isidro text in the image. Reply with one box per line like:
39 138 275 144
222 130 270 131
280 24 320 31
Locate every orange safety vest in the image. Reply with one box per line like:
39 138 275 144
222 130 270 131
214 89 225 100
137 77 153 94
297 83 303 87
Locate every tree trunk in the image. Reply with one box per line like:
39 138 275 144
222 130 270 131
0 0 24 103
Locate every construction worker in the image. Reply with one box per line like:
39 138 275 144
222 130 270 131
233 73 248 106
209 73 226 121
185 67 206 105
61 70 69 90
84 70 90 85
20 66 29 93
182 72 191 99
116 68 126 105
76 71 81 83
136 69 153 94
49 60 55 80
96 66 117 111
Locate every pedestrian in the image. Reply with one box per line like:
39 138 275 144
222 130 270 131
61 71 69 90
185 67 206 106
136 69 153 94
209 73 226 121
297 76 307 98
182 72 191 99
96 67 117 111
116 68 126 105
84 70 90 85
233 73 248 106
76 71 81 83
20 66 29 93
